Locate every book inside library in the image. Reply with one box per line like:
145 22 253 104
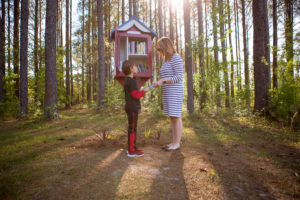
119 36 149 74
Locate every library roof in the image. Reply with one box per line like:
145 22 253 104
111 16 157 39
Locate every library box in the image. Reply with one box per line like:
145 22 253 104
111 16 157 88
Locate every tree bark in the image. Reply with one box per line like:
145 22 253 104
129 0 132 18
219 0 230 108
34 0 39 104
44 0 58 118
133 0 138 18
175 9 179 52
241 0 249 106
39 0 42 106
163 0 167 36
149 0 152 29
92 0 97 101
197 0 206 110
97 0 105 109
284 0 293 76
169 3 174 41
7 0 11 75
234 0 241 90
205 0 208 73
273 0 278 89
158 0 163 37
19 0 29 117
82 0 85 102
13 0 20 98
66 0 70 108
184 0 194 114
212 0 220 107
70 0 73 103
253 0 270 113
0 0 5 102
227 0 234 98
122 0 124 23
87 0 91 102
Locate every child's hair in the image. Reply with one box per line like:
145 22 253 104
122 60 134 75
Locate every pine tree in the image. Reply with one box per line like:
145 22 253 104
44 0 58 118
19 0 29 117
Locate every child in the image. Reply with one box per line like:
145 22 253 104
122 60 149 157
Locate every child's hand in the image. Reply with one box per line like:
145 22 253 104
144 87 150 92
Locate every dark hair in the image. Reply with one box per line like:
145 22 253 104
122 60 134 75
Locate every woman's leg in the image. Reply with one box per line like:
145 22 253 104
169 117 175 145
175 117 182 146
169 117 182 148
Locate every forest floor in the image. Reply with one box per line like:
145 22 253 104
1 106 300 200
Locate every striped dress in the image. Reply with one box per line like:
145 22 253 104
160 54 184 117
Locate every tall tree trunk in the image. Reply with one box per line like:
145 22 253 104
169 3 174 41
284 0 293 76
39 0 42 106
197 0 206 110
82 0 85 102
122 0 124 23
184 0 194 114
212 0 221 107
149 0 152 29
205 0 208 73
107 0 111 81
219 0 230 108
133 0 137 17
60 0 63 88
70 0 73 103
158 0 163 37
45 0 58 118
227 0 234 98
253 0 270 113
0 0 5 102
8 0 11 75
163 0 167 36
234 0 241 90
97 0 105 109
117 0 119 25
66 0 70 108
34 0 39 104
19 0 29 117
175 9 179 52
13 0 20 98
87 0 91 102
92 0 97 101
241 0 249 106
273 0 278 89
129 0 132 18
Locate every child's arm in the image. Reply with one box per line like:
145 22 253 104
129 80 147 99
131 90 145 99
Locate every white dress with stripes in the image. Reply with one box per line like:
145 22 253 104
160 54 184 117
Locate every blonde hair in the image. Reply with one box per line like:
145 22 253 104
157 37 176 62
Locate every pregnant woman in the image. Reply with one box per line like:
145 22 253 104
154 37 184 151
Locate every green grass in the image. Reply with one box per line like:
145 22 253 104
0 106 299 199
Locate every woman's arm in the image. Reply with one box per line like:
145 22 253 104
169 54 183 84
155 54 183 87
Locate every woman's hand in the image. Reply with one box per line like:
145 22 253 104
143 87 150 92
154 79 164 88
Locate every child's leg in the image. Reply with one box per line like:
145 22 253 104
133 111 138 150
126 110 138 153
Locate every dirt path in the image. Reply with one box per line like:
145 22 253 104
0 108 299 200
